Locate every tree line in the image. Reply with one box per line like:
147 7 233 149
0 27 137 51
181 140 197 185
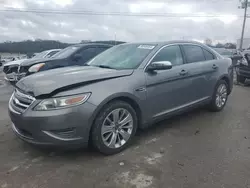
0 40 125 56
1 39 237 56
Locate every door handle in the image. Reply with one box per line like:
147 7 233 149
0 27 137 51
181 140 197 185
179 70 188 76
212 64 218 69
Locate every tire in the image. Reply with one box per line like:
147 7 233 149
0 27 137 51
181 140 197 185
91 101 138 155
209 80 228 112
236 74 246 84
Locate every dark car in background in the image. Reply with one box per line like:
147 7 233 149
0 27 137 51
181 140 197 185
3 49 61 82
213 48 235 58
9 41 233 155
16 43 113 81
235 51 250 84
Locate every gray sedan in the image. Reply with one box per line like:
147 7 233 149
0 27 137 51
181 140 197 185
9 41 233 155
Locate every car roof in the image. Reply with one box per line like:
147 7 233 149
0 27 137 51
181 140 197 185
120 40 208 47
43 49 61 53
71 43 114 48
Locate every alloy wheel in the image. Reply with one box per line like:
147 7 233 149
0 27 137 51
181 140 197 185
101 108 133 149
215 83 227 108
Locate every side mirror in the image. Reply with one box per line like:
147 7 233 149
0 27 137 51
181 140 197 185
147 61 172 71
72 54 82 61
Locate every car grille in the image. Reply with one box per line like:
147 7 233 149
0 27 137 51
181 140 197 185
3 65 19 74
9 89 35 114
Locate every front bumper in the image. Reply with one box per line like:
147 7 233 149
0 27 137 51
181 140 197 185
5 73 17 82
4 72 26 82
9 99 97 148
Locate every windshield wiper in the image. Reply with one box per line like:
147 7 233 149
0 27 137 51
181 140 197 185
95 65 116 69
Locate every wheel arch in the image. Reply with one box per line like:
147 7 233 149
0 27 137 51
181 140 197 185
89 93 143 131
217 74 232 94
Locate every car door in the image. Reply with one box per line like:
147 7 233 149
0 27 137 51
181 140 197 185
181 44 219 102
145 45 193 119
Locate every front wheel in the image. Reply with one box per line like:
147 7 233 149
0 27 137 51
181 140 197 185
209 80 228 112
91 101 138 155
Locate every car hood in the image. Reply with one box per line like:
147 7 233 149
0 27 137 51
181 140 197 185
3 59 26 66
20 58 53 66
16 66 133 97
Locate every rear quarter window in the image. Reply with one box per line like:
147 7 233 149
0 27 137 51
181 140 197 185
203 49 215 60
182 45 206 63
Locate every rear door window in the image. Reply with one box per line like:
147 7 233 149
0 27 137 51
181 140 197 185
182 45 206 63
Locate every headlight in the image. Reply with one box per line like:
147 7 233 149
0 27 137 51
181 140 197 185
34 93 91 111
28 63 45 73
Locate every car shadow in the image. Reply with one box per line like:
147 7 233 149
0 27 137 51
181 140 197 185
20 106 213 160
134 107 209 142
234 78 250 87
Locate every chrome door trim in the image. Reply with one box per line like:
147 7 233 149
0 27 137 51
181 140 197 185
153 96 210 118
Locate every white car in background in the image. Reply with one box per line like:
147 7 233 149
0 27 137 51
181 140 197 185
3 49 61 82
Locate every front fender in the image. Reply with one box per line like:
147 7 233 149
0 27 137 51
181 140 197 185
88 92 144 128
217 74 233 94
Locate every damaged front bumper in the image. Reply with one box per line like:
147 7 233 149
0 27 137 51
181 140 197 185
236 65 250 79
5 72 26 82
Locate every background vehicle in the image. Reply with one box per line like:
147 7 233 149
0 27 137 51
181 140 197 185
213 48 243 67
9 41 233 155
16 43 113 81
213 48 235 58
235 51 250 84
3 49 61 82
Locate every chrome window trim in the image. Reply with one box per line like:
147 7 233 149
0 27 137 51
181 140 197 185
144 43 219 71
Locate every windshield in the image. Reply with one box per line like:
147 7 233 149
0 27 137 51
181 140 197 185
88 44 155 69
52 46 80 58
33 51 48 59
45 50 60 58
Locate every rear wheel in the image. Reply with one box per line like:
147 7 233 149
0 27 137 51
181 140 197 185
236 74 246 84
209 80 228 112
91 101 138 155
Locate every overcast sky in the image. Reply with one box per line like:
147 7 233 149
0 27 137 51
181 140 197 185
0 0 249 44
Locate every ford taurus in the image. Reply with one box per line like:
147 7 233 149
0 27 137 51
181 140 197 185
9 41 233 155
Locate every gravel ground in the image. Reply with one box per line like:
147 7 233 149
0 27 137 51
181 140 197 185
0 71 250 188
